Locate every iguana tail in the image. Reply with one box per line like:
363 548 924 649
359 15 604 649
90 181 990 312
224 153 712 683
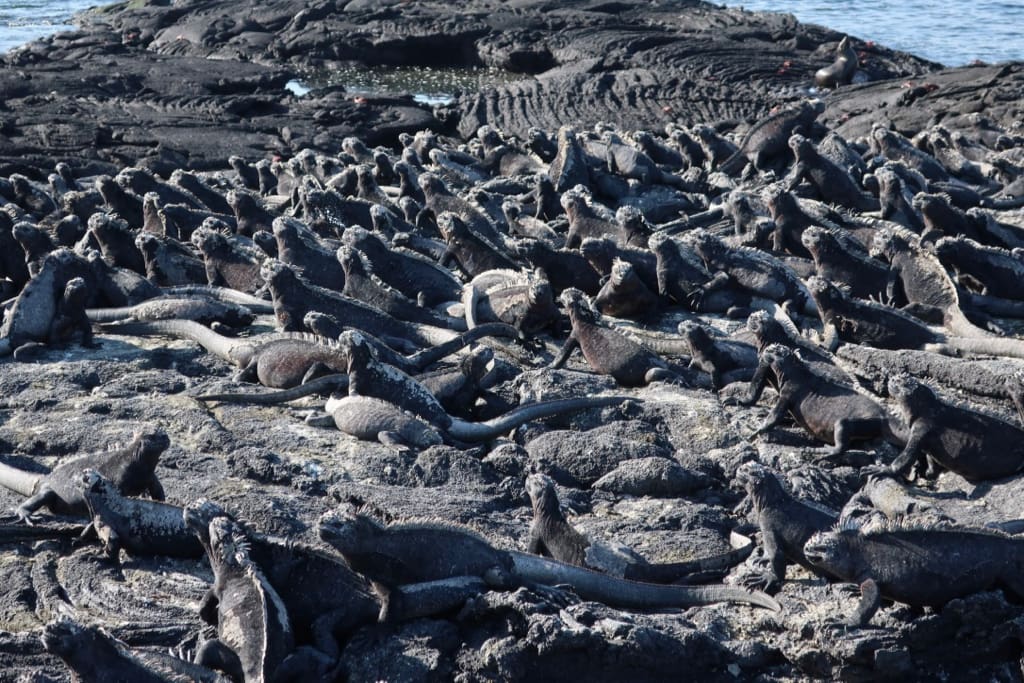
197 374 349 404
446 395 632 442
622 532 754 583
941 335 1024 361
160 285 274 313
97 319 246 365
407 322 521 370
0 461 41 497
510 551 780 611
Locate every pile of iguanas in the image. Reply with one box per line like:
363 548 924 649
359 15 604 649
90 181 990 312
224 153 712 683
2 48 1024 679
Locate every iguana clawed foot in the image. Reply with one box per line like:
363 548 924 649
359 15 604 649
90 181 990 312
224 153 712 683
740 570 780 595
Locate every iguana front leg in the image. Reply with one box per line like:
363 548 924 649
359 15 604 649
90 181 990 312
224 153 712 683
850 578 881 626
549 333 579 369
885 420 930 478
753 389 794 437
741 528 784 594
15 488 59 525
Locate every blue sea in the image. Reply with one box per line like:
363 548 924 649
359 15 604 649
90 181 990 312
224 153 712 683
2 0 1023 67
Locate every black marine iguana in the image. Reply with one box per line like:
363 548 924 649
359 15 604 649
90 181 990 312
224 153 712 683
804 518 1024 626
184 499 379 658
743 344 902 457
0 429 167 524
317 392 631 450
194 517 326 683
526 473 752 584
77 469 202 561
806 275 1024 359
878 373 1024 483
317 510 781 614
42 617 229 683
735 462 838 593
677 320 758 390
550 288 690 387
719 100 825 175
101 318 351 389
462 268 561 335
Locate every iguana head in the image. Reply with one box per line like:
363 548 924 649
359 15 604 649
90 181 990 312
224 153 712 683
760 343 794 369
417 172 445 197
40 616 97 658
887 373 932 407
78 468 116 502
788 133 812 160
436 212 466 241
803 528 857 577
868 228 899 261
677 320 708 349
801 226 827 253
183 498 230 543
317 510 384 555
208 516 250 569
609 259 633 287
525 472 556 505
271 217 299 242
805 275 840 302
734 462 783 502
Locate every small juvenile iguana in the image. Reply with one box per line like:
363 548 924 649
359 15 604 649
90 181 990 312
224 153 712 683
0 429 168 524
318 510 781 613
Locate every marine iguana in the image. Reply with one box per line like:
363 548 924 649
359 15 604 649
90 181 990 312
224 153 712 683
515 238 603 295
803 518 1024 626
563 192 626 250
801 226 888 302
734 462 839 593
677 320 758 390
875 165 924 232
648 232 752 315
806 275 1024 359
135 231 207 286
272 216 346 291
871 127 950 183
879 373 1024 483
580 236 659 294
88 212 147 275
191 225 266 294
869 226 998 336
593 259 660 320
786 134 878 211
170 169 234 215
341 226 461 305
438 212 520 278
744 344 902 456
195 517 324 683
86 296 255 328
96 175 144 228
687 228 812 313
100 318 350 389
184 499 380 658
526 473 752 584
0 428 167 524
462 268 560 335
719 100 825 175
337 245 466 331
77 469 202 561
933 235 1024 301
42 617 230 683
319 392 631 450
550 288 685 387
263 259 459 348
317 510 780 613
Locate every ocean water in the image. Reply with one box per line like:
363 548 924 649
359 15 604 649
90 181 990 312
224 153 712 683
726 1 1024 66
0 0 100 55
1 0 1022 67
